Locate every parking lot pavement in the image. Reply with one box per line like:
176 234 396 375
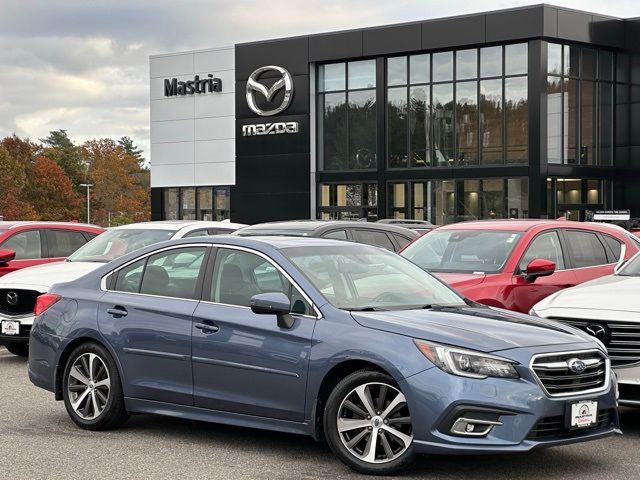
1 346 638 480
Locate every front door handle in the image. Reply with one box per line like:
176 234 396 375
106 306 128 318
195 321 219 334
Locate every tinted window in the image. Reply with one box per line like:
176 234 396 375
184 229 210 238
352 229 395 251
114 258 146 293
402 230 521 273
210 248 312 315
519 231 565 271
47 230 87 257
602 235 622 260
0 230 42 260
393 234 412 249
140 247 207 299
322 230 348 240
565 231 608 268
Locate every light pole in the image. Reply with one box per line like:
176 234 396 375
79 183 93 224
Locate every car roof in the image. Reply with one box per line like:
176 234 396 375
0 221 102 230
436 219 575 232
111 220 247 232
236 220 418 236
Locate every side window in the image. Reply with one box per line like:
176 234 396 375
47 230 88 257
322 230 348 240
210 229 234 235
114 258 146 293
184 229 210 238
393 234 412 249
519 231 566 271
140 247 207 299
352 229 395 251
0 230 42 260
564 231 608 268
210 248 312 314
601 235 623 261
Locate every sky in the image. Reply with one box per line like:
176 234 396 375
1 0 639 161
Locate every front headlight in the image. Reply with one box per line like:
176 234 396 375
414 339 519 379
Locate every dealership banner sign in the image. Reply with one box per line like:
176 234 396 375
593 210 631 221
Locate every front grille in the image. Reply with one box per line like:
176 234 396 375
526 409 614 441
549 317 640 367
0 289 39 316
531 350 608 397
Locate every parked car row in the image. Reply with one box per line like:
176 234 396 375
0 216 637 474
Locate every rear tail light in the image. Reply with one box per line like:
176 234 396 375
34 294 62 316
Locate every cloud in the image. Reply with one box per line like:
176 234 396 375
1 0 639 162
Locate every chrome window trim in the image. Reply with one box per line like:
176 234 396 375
100 243 322 319
529 348 610 399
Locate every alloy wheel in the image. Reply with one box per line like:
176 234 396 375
337 382 413 464
67 353 111 420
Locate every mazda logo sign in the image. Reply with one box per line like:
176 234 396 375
6 291 19 306
585 323 611 346
567 358 587 374
246 65 293 116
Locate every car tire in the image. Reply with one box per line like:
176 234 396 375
62 342 129 431
324 369 415 475
5 343 29 357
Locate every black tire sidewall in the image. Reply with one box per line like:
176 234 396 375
323 369 416 475
62 342 126 430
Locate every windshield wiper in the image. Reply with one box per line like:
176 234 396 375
344 306 389 312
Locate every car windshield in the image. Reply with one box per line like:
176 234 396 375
618 252 640 276
68 229 175 263
401 229 522 273
284 245 465 310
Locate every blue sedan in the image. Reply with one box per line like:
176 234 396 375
28 236 619 475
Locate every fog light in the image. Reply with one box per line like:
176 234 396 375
451 417 502 437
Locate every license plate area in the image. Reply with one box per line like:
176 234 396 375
1 320 20 335
566 400 598 429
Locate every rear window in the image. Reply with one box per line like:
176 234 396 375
352 229 395 251
47 230 88 257
401 229 522 273
564 230 609 268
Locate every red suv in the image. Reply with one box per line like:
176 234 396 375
401 220 640 313
0 222 104 277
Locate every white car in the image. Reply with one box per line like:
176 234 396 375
531 251 640 407
0 220 245 356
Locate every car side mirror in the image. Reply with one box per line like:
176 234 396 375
250 292 294 329
0 249 16 266
524 258 556 283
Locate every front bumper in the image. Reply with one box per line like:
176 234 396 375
400 345 620 455
615 364 640 406
0 314 34 345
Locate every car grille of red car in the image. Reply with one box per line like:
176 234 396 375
549 318 640 367
0 289 40 316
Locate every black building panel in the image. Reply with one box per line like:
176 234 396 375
485 6 546 43
150 187 162 221
230 191 311 224
557 9 592 44
235 37 309 80
591 16 625 49
236 115 310 156
235 154 310 194
235 75 309 119
309 30 363 62
624 19 640 53
543 6 559 38
362 23 421 56
421 14 485 50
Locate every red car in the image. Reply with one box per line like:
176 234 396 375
0 222 104 277
401 220 640 313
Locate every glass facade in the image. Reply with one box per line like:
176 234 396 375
161 186 230 221
318 183 378 220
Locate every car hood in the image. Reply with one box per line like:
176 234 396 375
431 272 486 289
0 261 103 291
350 306 592 353
534 274 640 317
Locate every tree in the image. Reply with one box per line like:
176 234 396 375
83 139 150 226
0 134 39 166
40 130 86 187
23 156 82 221
0 146 37 220
118 136 145 167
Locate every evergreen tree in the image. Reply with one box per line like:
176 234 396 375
118 136 145 167
40 129 86 186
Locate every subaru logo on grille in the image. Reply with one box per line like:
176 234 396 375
585 323 611 346
6 291 18 306
567 358 587 374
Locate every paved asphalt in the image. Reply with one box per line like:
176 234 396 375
1 346 639 480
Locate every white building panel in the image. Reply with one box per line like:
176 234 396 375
195 162 235 186
152 119 195 144
150 98 195 122
150 53 194 79
194 47 235 72
195 117 235 142
151 163 195 188
150 142 194 167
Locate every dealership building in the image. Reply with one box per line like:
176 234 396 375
149 4 640 225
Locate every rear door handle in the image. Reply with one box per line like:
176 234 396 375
106 306 128 318
195 321 219 334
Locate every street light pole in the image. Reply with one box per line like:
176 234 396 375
79 183 93 224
